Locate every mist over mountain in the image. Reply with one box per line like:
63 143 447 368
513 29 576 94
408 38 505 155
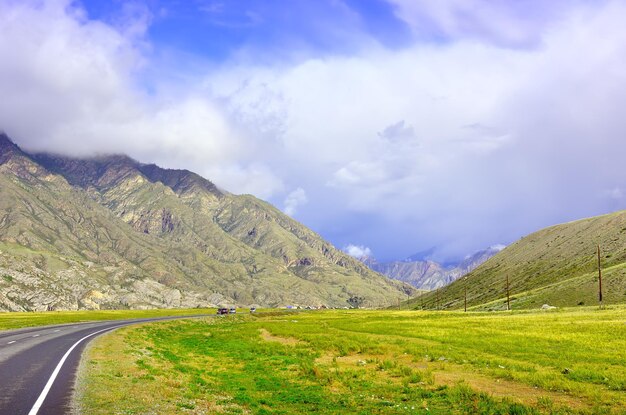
403 247 437 263
0 134 413 311
353 246 504 290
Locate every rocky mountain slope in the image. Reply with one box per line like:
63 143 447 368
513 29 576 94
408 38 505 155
361 246 503 290
411 211 626 310
0 134 413 311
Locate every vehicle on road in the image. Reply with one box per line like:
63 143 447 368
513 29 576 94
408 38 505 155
250 307 256 313
229 307 236 314
217 308 229 315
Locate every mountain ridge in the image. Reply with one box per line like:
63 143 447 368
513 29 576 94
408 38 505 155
32 152 224 198
410 210 626 310
0 134 413 311
356 246 503 290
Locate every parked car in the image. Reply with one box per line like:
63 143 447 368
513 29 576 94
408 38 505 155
217 308 229 315
229 307 236 314
250 307 256 313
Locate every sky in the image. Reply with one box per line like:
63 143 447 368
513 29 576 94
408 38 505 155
1 0 626 262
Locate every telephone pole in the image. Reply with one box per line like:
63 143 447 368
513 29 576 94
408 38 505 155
597 245 603 308
506 275 511 311
464 277 467 312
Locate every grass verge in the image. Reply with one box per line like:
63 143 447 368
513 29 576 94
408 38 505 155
0 308 217 331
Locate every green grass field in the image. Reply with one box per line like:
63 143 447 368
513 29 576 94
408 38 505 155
0 308 217 331
74 307 626 414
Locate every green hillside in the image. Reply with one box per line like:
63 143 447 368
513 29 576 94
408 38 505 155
410 211 626 310
0 134 412 311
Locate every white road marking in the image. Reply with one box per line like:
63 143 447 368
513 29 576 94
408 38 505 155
28 325 123 415
7 341 16 344
32 335 39 338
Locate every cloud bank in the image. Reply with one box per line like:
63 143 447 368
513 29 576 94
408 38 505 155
0 0 282 198
1 0 626 261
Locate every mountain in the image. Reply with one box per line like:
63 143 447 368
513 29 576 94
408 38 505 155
404 247 436 262
0 134 413 311
454 245 507 275
370 259 449 290
366 246 503 290
411 211 626 310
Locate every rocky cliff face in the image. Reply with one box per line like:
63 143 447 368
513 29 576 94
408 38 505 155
0 134 413 311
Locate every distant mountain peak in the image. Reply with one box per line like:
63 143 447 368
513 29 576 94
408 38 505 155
364 245 504 290
404 247 436 262
0 132 12 145
2 135 222 199
31 152 223 198
0 133 24 164
138 163 223 198
31 152 137 189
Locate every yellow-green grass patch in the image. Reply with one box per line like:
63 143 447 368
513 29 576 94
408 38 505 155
0 308 215 331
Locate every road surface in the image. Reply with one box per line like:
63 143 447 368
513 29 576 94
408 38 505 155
0 315 206 414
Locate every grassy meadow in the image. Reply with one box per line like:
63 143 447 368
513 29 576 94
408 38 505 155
0 308 217 331
75 307 626 414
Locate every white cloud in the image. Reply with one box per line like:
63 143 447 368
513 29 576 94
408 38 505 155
378 120 416 143
330 161 392 187
209 1 626 259
0 0 281 197
386 0 586 48
343 244 372 259
283 187 307 216
2 1 626 261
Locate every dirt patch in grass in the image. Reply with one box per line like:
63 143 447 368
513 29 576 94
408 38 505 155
434 369 588 410
259 328 302 345
315 352 374 366
314 351 335 365
334 354 371 365
202 394 252 415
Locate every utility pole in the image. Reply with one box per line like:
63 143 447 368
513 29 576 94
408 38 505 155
464 277 467 312
598 244 603 308
506 274 511 311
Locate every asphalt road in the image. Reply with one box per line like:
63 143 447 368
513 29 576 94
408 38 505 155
0 315 206 415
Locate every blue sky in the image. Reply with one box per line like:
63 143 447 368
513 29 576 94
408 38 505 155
1 0 626 262
82 0 412 62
